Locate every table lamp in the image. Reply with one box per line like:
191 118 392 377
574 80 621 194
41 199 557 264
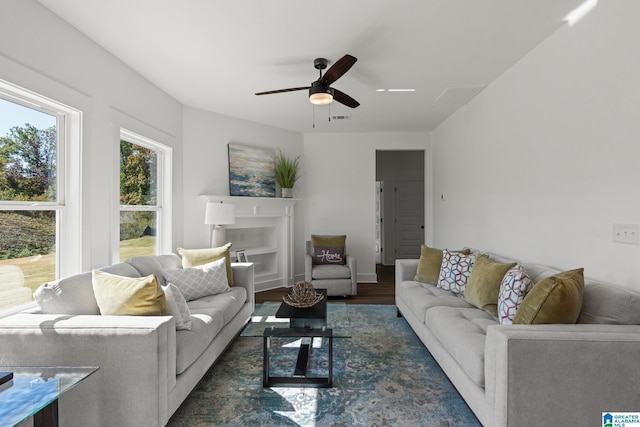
204 202 235 247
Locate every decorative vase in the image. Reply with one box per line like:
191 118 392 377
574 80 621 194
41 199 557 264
281 188 293 198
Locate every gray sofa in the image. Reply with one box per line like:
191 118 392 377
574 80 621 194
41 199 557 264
396 252 640 427
0 254 254 427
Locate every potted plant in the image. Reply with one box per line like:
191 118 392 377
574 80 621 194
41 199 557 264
275 151 300 198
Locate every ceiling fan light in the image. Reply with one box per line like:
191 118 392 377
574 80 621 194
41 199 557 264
309 92 333 105
309 83 334 105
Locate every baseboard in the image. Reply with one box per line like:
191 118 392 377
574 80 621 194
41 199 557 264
256 273 380 289
357 273 378 283
255 283 287 292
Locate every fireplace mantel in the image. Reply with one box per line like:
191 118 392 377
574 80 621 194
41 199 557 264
200 195 297 291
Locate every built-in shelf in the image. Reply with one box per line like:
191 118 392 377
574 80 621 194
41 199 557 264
201 195 297 292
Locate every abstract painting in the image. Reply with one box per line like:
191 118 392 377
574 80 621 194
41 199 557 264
228 143 275 197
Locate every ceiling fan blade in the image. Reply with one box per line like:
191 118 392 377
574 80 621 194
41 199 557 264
321 54 357 85
333 88 360 108
255 86 310 96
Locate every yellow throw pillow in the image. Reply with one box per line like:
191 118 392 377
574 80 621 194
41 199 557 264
92 270 169 316
177 243 234 286
414 245 471 285
311 235 346 248
513 268 585 325
463 254 516 317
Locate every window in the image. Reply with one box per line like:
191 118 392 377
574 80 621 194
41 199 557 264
119 130 171 262
0 81 81 315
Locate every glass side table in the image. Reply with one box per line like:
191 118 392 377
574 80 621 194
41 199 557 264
0 366 98 427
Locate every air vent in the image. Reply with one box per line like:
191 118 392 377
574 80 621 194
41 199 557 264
331 115 352 120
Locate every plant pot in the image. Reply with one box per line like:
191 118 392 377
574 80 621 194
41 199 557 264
281 188 293 198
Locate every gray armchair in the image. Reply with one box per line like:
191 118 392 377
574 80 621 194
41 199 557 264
304 235 357 297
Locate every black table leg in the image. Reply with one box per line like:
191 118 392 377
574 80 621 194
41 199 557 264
33 398 58 427
294 337 312 376
263 328 333 388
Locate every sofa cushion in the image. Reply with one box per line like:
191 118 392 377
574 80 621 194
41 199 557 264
162 283 192 331
414 245 471 285
311 264 351 280
164 258 230 301
177 243 234 286
175 307 225 374
187 286 247 326
92 270 169 316
497 264 535 325
126 254 182 287
579 281 640 324
425 306 496 387
437 250 476 295
518 262 564 284
464 254 516 317
514 268 585 324
396 281 474 325
311 235 346 265
100 262 147 278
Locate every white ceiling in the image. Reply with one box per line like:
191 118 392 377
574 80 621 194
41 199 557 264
37 0 584 134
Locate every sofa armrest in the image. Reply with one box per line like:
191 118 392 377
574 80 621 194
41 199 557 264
231 262 255 310
0 313 176 426
305 254 313 282
346 255 357 294
485 324 640 427
395 259 419 283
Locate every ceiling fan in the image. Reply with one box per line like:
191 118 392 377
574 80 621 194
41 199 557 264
255 54 360 108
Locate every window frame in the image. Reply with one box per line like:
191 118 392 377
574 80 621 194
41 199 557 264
117 128 172 262
0 79 82 315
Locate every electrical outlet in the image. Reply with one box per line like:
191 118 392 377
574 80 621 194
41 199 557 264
612 223 640 245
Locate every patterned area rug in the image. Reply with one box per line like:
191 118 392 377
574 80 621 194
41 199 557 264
168 304 481 426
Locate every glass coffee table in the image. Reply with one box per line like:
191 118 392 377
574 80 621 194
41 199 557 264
242 295 350 388
0 366 98 427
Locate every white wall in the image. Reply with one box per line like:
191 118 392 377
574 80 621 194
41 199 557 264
181 107 305 274
432 0 640 290
0 0 183 271
303 132 431 282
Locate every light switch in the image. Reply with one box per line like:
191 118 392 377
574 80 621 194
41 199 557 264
612 223 640 245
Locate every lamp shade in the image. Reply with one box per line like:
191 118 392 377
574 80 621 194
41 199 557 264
204 202 236 225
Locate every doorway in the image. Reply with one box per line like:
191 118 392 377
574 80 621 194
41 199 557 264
375 150 425 266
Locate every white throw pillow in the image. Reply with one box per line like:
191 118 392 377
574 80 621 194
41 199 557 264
164 258 229 301
33 275 101 315
162 283 192 331
437 250 476 295
497 264 534 325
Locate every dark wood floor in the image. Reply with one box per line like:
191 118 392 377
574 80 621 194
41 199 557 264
255 264 396 305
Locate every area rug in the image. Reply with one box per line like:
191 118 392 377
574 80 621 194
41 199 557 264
168 304 481 426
